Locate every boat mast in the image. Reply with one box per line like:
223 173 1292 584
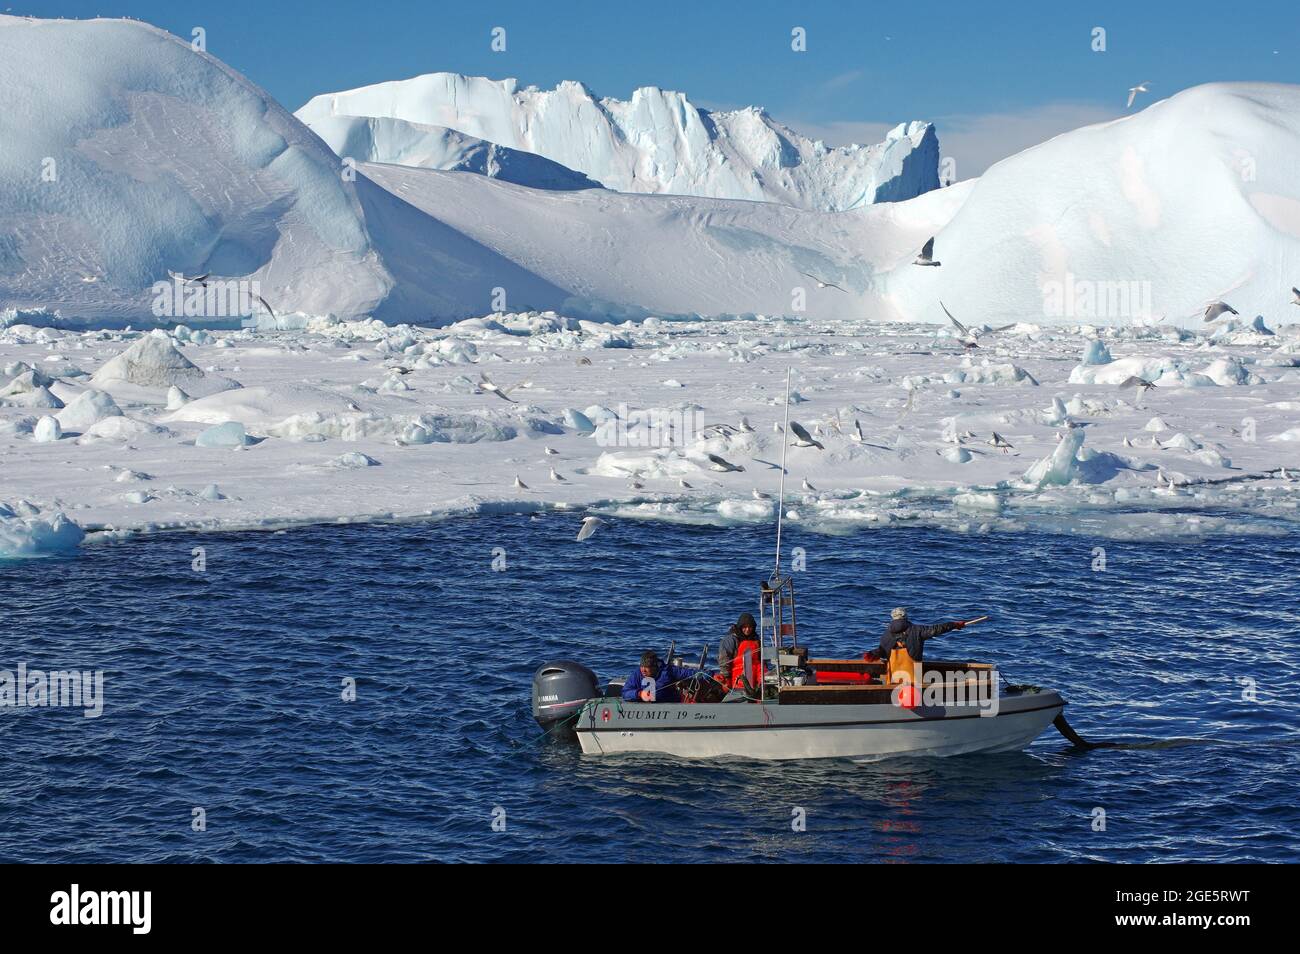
773 366 791 580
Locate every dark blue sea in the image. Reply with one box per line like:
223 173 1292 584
2 515 1297 863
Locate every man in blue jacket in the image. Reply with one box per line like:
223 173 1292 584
878 607 966 662
621 650 699 702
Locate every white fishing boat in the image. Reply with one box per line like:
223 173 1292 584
532 575 1068 761
531 370 1075 761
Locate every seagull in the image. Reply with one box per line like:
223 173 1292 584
1123 436 1134 448
478 372 528 402
1291 287 1299 306
800 272 847 293
849 419 866 443
549 467 566 483
739 417 755 433
576 356 592 366
988 432 1014 454
1202 300 1239 322
514 475 528 491
544 446 559 456
913 237 941 267
940 301 980 349
256 295 277 322
706 453 745 473
752 489 772 501
801 478 816 492
1119 375 1157 394
1281 468 1291 481
576 516 604 541
345 400 361 412
789 421 824 449
167 269 210 287
678 479 693 489
629 477 644 490
772 421 783 434
1126 82 1151 109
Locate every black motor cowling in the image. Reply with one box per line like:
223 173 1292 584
531 660 600 730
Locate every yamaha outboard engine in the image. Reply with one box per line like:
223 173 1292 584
531 660 600 731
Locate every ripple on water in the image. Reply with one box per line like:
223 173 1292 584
0 515 1297 862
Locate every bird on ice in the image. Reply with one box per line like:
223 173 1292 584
788 421 824 449
1291 287 1299 306
849 419 866 443
913 237 941 267
738 417 755 433
988 432 1014 453
514 475 528 490
1126 82 1151 109
544 446 559 456
678 479 693 489
478 372 529 402
800 272 847 292
1202 300 1239 322
706 453 745 473
801 478 817 492
752 489 772 501
549 467 566 482
576 516 604 541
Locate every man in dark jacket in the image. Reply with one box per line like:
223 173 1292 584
878 607 966 662
621 650 700 703
717 612 758 680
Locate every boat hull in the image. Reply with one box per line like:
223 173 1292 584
574 691 1065 761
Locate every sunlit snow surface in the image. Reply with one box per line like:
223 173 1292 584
3 313 1299 555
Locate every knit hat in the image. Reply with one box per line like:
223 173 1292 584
891 607 908 620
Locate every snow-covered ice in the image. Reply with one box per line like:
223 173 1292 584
3 315 1299 553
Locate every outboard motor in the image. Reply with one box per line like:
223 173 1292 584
531 660 600 731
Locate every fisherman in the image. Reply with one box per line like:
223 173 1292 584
878 607 966 686
621 650 700 703
717 612 757 686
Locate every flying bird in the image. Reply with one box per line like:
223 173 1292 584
1202 300 1239 322
988 432 1014 454
800 272 846 292
576 516 604 541
706 453 745 473
913 237 941 267
1119 375 1157 394
1126 82 1151 109
940 301 980 349
788 421 824 449
478 372 529 402
167 269 210 287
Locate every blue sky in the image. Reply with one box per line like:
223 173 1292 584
19 0 1300 174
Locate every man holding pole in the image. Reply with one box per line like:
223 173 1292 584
878 608 986 690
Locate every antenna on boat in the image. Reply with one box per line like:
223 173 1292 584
773 366 792 580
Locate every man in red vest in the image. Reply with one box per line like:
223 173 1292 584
717 612 760 691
